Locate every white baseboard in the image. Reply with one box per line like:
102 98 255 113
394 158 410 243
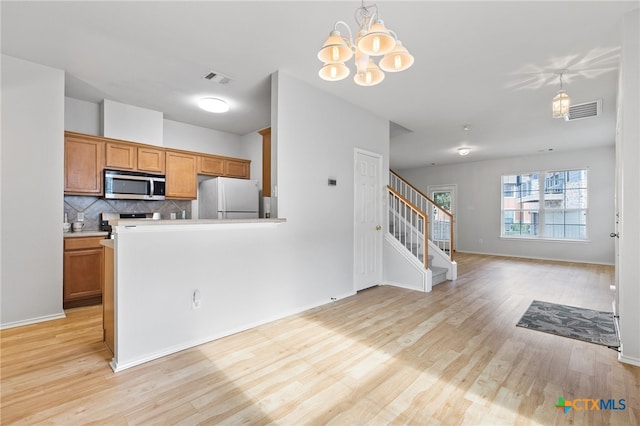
384 280 429 293
455 250 614 266
618 352 640 367
0 312 66 330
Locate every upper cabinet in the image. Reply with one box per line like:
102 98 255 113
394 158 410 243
165 151 197 199
197 154 250 179
105 142 136 170
225 159 250 178
105 141 165 173
64 131 250 199
197 155 225 176
137 146 165 173
65 132 105 195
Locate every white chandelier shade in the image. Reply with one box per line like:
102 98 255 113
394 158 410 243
357 20 396 56
317 31 353 64
318 3 413 87
319 62 350 81
354 59 385 86
379 41 414 72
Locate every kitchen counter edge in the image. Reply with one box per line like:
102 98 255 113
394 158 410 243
114 218 286 226
63 231 109 238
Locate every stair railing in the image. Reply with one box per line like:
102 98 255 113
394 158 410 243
387 186 429 270
389 170 455 261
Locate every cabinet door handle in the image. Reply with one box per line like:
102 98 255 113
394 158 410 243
610 232 619 238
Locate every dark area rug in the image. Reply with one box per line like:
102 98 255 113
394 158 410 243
516 300 620 348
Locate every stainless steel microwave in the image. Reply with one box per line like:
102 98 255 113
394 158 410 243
104 169 166 200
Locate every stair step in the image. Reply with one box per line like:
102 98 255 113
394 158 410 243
431 266 448 285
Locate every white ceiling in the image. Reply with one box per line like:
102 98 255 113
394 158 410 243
2 1 637 169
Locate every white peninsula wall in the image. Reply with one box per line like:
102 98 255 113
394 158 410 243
111 71 390 370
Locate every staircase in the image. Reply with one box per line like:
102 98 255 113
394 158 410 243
385 170 457 291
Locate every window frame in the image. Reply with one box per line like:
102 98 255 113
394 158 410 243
500 168 589 242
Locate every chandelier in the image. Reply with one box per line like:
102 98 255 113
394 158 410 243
317 2 414 86
552 73 570 119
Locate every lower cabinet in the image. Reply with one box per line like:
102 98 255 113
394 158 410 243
63 237 104 309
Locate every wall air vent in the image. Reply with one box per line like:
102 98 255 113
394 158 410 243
565 99 601 121
203 71 232 85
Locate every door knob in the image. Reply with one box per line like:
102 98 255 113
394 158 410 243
610 232 619 238
375 225 382 231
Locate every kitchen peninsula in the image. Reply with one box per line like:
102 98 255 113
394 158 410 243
104 218 287 372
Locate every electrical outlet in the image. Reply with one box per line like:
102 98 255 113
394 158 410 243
77 212 84 221
192 289 201 309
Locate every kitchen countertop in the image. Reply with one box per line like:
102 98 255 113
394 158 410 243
114 218 286 227
63 230 109 238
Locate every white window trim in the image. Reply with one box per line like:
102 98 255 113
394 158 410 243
500 168 589 241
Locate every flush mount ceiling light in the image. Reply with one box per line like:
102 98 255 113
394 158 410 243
317 1 414 87
198 97 229 113
457 147 471 156
552 73 570 119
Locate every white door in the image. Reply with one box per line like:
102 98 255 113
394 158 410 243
427 184 457 253
354 149 383 291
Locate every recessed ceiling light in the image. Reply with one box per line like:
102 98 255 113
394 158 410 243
198 97 229 113
458 147 471 156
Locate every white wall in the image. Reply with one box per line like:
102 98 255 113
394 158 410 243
65 97 100 135
275 70 389 300
398 146 615 264
616 8 640 366
112 71 390 369
240 130 265 215
163 119 242 157
64 97 245 157
1 55 66 328
240 130 263 188
102 99 163 146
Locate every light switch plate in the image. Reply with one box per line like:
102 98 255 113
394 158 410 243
77 212 84 221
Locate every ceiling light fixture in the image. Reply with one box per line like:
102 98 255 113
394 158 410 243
198 97 229 113
458 147 471 156
552 73 570 119
317 1 414 87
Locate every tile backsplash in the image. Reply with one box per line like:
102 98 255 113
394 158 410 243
64 196 192 231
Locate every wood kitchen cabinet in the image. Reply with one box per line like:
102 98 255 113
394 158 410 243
197 155 225 176
64 131 251 198
64 132 105 195
224 159 250 178
165 150 197 199
258 127 271 196
106 141 165 173
105 141 136 170
137 146 165 173
198 154 250 179
63 236 104 309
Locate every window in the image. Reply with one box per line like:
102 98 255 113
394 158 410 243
501 169 587 240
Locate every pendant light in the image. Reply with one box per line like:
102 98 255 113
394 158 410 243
552 73 570 119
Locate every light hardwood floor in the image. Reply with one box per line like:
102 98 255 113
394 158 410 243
1 253 639 425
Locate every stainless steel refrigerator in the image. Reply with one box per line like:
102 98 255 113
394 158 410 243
198 177 259 219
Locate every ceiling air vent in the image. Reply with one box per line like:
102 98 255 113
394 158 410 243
203 71 232 85
565 99 601 121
